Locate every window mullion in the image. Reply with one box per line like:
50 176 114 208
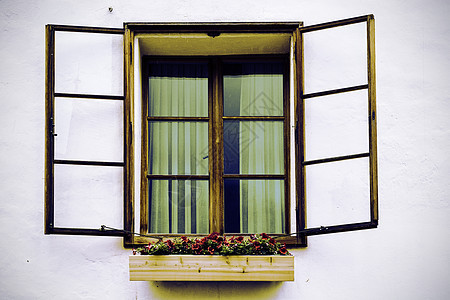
210 58 224 234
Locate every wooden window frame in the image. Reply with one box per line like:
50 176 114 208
137 55 291 243
44 15 377 249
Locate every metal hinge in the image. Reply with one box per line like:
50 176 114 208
130 42 133 64
50 117 57 137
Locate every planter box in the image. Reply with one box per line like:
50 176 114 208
129 255 294 281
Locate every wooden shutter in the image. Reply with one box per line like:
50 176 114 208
295 15 377 243
44 25 128 236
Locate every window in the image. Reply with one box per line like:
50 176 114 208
45 15 378 248
141 57 289 236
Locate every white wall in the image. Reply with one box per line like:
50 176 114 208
1 0 449 299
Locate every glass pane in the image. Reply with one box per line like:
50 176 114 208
305 90 369 161
306 158 370 228
148 62 208 117
224 179 285 234
303 22 367 94
55 97 123 162
149 180 209 234
224 121 284 175
223 62 284 116
55 31 123 96
54 164 123 229
149 122 208 175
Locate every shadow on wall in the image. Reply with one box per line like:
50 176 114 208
148 281 284 299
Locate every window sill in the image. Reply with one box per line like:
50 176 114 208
129 255 294 281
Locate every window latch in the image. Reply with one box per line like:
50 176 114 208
207 32 220 38
50 117 57 137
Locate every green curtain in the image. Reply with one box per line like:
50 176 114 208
238 70 285 234
148 64 209 234
148 62 285 234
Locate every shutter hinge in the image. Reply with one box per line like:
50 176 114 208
129 121 133 143
130 43 133 64
294 125 298 145
50 117 57 137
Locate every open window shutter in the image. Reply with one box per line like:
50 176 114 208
45 25 127 236
296 15 378 239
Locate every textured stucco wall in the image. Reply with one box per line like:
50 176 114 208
0 0 449 299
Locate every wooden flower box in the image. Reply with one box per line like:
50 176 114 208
129 255 294 281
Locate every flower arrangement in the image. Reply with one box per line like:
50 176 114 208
133 232 290 256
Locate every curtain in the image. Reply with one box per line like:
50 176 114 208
148 63 209 234
236 63 285 234
148 61 285 234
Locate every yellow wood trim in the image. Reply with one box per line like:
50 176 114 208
129 255 294 281
367 16 378 222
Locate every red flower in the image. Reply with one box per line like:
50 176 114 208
207 232 219 240
165 239 174 248
261 233 270 239
236 236 244 243
269 238 276 245
191 242 203 254
279 246 288 255
208 246 215 255
253 241 261 251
